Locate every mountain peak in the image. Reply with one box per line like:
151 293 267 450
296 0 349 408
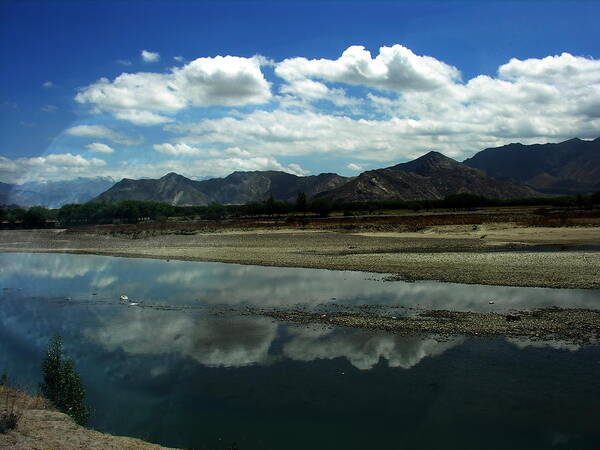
389 151 461 174
161 172 187 181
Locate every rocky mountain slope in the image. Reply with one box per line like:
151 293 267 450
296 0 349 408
94 172 210 205
94 171 349 206
463 137 600 194
315 151 539 202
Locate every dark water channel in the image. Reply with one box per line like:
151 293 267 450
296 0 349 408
1 253 599 449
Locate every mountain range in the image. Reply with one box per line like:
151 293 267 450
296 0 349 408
94 171 349 205
1 137 598 208
463 137 600 194
314 151 538 202
0 177 114 208
95 151 538 206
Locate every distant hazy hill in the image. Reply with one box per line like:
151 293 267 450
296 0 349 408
315 151 539 202
463 137 600 194
95 171 350 206
0 182 13 205
1 177 115 208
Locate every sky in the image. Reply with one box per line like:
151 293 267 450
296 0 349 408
0 0 599 184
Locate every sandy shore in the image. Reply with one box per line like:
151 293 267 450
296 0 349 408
1 224 599 289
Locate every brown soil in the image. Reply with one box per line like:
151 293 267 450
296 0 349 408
0 386 174 449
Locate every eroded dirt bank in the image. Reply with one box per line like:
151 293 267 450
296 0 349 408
0 387 174 450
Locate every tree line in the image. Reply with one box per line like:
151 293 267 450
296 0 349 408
1 191 599 228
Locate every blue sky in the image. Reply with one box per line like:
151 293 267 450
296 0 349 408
1 0 599 183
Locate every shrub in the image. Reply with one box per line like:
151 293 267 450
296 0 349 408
0 375 22 434
40 336 89 426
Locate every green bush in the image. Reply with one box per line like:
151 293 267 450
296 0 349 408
40 336 89 426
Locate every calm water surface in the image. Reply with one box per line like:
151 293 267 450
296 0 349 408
1 253 599 449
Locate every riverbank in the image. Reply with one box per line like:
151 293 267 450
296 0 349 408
1 222 599 289
252 306 600 345
0 386 174 450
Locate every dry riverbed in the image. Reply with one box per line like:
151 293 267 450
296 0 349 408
1 223 599 289
251 306 600 346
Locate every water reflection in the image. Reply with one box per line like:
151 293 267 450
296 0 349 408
1 252 598 311
2 254 600 449
283 327 463 370
87 313 278 368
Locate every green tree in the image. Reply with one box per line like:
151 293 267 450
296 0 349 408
40 336 89 426
23 206 50 228
7 208 25 225
296 192 307 215
310 199 333 217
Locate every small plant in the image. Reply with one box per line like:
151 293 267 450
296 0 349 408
40 336 89 426
1 376 22 434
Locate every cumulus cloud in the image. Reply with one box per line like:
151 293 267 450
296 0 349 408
75 55 271 124
168 109 451 161
85 142 115 154
173 56 185 62
42 81 54 88
114 109 173 126
347 163 363 171
116 59 132 66
279 79 358 107
141 49 160 63
165 49 600 163
0 153 106 183
153 142 204 156
276 45 461 92
65 125 140 145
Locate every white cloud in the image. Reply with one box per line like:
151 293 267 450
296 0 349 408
40 104 57 113
75 55 272 124
173 56 185 62
162 48 600 163
65 125 140 146
107 155 308 180
279 78 358 107
0 153 106 183
347 163 363 171
42 81 54 88
114 109 173 126
85 142 115 154
141 49 160 63
116 59 132 66
276 44 461 92
168 109 447 162
153 142 204 156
